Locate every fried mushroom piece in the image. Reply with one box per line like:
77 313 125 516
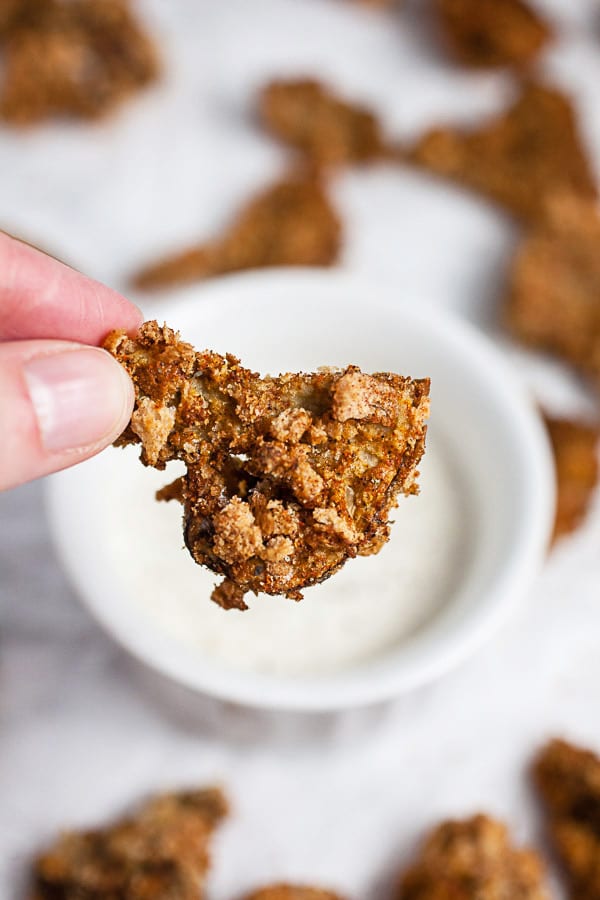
132 174 342 290
434 0 551 69
398 814 550 899
244 887 344 900
104 321 429 610
29 787 228 900
545 416 599 543
534 739 600 900
259 79 384 167
0 0 159 125
410 82 597 222
506 194 600 379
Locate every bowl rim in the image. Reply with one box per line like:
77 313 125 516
45 268 556 711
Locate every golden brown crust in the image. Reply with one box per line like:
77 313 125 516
398 814 549 899
506 194 600 378
104 321 429 609
410 82 597 222
434 0 551 69
0 0 159 125
132 173 342 291
29 787 228 899
259 79 384 167
534 739 600 900
544 416 599 542
244 887 344 900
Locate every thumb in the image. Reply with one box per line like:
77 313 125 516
0 340 134 491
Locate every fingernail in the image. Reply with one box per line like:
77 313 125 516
24 348 133 453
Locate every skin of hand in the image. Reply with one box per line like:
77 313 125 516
0 233 142 491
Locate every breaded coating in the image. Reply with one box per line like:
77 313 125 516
534 739 600 899
410 82 597 222
132 174 342 291
398 814 549 899
104 321 429 610
434 0 551 69
244 887 344 900
30 787 228 899
259 79 384 167
0 0 24 37
0 0 159 125
545 416 599 542
506 194 600 378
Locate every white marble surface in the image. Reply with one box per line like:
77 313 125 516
2 0 600 896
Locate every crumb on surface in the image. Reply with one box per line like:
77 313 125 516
410 82 597 222
398 814 550 899
105 321 429 610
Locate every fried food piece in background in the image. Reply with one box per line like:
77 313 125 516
0 0 159 125
545 416 599 542
244 886 345 900
105 322 429 610
259 79 384 167
398 814 549 899
132 173 342 291
434 0 551 68
410 83 597 222
30 787 228 899
534 739 600 899
0 0 25 37
507 194 600 378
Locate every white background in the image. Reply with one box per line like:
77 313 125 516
2 0 600 896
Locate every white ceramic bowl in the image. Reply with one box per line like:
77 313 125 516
46 270 555 710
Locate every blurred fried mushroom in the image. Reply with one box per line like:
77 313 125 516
534 739 600 899
259 79 384 167
410 83 597 222
434 0 551 69
30 787 228 899
132 173 342 291
398 814 550 899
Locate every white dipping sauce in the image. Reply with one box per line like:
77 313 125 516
103 438 467 676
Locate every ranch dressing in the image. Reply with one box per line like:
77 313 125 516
103 438 468 676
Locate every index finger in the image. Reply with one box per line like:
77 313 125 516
0 232 143 345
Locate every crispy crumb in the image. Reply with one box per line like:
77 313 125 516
506 193 600 378
30 787 228 899
434 0 551 68
313 507 359 544
259 79 384 167
409 82 597 222
105 321 429 609
0 0 159 126
270 408 312 442
132 173 342 291
213 498 263 565
544 415 599 542
244 888 344 900
332 371 401 425
131 398 176 467
534 739 600 899
398 814 550 899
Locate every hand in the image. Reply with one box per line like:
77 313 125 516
0 233 142 491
